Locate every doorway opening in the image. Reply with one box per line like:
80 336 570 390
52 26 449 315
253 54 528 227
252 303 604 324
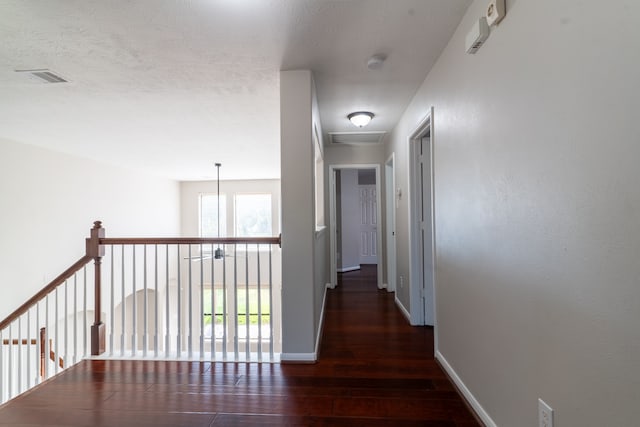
329 164 383 290
409 108 436 327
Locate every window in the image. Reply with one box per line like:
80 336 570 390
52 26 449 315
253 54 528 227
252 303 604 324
235 194 272 237
199 194 227 237
200 191 275 251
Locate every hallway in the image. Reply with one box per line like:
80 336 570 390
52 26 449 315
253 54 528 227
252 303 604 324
0 266 479 426
314 265 480 425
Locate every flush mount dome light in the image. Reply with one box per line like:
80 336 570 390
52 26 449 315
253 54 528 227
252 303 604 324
348 111 374 127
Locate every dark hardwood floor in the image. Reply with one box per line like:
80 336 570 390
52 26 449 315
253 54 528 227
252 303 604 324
0 265 479 426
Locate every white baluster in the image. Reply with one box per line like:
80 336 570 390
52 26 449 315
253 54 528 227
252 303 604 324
165 244 170 358
132 245 137 357
176 245 181 358
269 246 274 360
120 245 125 358
188 245 193 359
143 245 148 358
245 243 250 360
154 244 159 358
110 246 114 357
257 245 262 362
199 244 204 360
234 245 239 359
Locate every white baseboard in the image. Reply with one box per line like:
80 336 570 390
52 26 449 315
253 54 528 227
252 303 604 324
280 352 316 363
314 285 328 359
435 350 497 427
280 284 329 364
337 265 360 273
395 296 411 323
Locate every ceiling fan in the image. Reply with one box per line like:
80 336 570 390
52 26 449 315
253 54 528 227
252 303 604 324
186 162 233 261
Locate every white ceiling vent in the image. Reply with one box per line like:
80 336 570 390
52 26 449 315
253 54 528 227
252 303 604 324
329 131 386 146
14 69 68 83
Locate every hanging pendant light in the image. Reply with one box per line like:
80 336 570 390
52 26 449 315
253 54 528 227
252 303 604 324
214 162 224 260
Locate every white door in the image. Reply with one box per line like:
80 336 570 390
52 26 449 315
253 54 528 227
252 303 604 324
419 136 434 325
385 157 396 292
359 185 378 264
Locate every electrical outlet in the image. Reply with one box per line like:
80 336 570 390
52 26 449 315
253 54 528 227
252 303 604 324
399 276 404 288
538 399 553 427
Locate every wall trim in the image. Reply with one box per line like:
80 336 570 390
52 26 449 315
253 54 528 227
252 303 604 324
280 352 317 363
395 296 411 323
435 350 497 427
337 265 360 273
314 284 329 359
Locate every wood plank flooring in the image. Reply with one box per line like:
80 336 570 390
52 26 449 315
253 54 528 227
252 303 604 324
0 265 480 426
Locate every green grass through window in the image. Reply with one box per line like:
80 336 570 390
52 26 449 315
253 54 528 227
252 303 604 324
203 288 271 326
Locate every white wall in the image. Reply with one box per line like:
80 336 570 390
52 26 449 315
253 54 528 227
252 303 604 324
387 0 640 425
0 139 180 320
337 170 360 271
324 143 385 167
280 70 328 360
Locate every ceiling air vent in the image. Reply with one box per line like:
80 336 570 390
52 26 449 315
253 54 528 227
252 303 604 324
14 69 68 83
329 131 386 146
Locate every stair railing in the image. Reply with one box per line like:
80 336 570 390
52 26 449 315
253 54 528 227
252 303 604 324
1 221 282 404
97 230 282 362
0 239 100 403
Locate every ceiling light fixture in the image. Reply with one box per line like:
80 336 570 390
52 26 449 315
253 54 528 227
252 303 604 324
348 111 374 127
367 54 387 70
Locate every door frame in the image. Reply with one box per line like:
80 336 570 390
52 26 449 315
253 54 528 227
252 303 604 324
408 107 437 329
329 164 383 290
385 154 397 293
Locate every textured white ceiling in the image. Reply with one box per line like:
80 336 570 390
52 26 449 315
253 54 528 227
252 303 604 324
0 0 471 180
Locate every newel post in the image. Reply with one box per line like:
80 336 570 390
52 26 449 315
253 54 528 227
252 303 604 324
86 221 105 356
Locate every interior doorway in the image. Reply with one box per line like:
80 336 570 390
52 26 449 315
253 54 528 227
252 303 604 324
409 108 435 326
329 164 383 290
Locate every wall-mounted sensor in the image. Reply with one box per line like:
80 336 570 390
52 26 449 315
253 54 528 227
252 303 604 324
465 17 490 54
486 0 505 26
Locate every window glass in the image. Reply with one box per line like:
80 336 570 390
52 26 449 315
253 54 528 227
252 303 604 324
235 194 272 237
200 194 227 237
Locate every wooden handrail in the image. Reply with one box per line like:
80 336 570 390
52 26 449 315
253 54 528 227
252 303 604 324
100 236 281 246
0 256 92 331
